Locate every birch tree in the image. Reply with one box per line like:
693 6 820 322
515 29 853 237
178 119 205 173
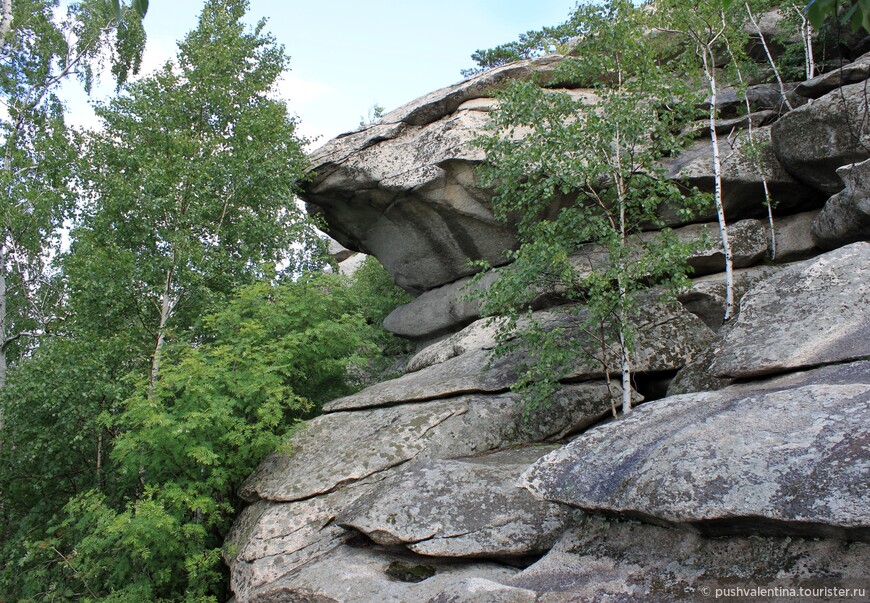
475 0 703 416
656 1 739 321
0 1 145 391
70 0 313 388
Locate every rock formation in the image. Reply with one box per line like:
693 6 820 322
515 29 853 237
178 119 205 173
226 45 870 602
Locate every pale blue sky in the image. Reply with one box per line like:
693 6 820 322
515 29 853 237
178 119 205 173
65 0 577 146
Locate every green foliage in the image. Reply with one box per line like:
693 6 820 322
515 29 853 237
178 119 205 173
0 0 146 380
0 272 393 600
461 19 578 77
359 102 386 127
67 0 318 387
0 1 418 600
806 0 870 31
473 0 707 412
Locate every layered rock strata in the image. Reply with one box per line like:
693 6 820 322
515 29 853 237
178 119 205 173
229 52 870 602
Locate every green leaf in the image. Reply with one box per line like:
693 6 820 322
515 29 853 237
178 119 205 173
133 0 149 18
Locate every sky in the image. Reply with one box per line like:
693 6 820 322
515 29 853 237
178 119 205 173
63 0 578 147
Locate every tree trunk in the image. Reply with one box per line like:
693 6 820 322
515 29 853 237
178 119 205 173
745 2 793 111
149 269 174 392
620 332 632 415
724 29 778 260
0 0 12 46
703 48 736 322
0 246 7 394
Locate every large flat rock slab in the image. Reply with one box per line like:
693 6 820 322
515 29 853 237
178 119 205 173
338 298 712 411
711 242 870 378
772 80 870 194
301 56 569 295
242 383 618 503
324 348 519 411
385 217 771 341
812 159 870 250
522 362 870 540
245 543 521 603
337 446 572 558
662 125 819 220
504 515 870 602
678 264 783 330
227 481 377 601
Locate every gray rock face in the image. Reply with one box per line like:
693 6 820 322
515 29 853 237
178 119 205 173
711 242 870 378
303 110 512 295
795 51 870 99
324 349 518 411
243 384 618 503
701 83 795 119
504 515 870 602
678 264 782 330
770 209 821 261
381 55 565 128
331 299 712 412
244 544 521 603
405 317 501 373
385 217 764 341
680 218 770 275
301 56 571 295
772 80 870 194
663 125 819 220
812 159 870 250
665 341 734 396
522 361 870 540
226 483 374 600
384 272 497 340
337 447 572 558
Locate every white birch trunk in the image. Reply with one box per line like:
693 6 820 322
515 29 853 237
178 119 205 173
149 270 174 391
725 29 778 260
745 2 793 111
703 49 736 322
619 328 632 415
0 0 12 45
0 246 7 395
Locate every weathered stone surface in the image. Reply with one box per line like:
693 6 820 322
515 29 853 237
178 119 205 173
381 55 565 127
772 80 870 194
663 125 819 221
812 159 870 250
243 383 619 503
301 57 574 295
337 446 572 558
387 217 767 341
701 83 795 119
406 317 501 373
522 361 870 540
331 298 712 411
427 578 537 603
795 51 870 99
337 251 366 276
227 481 376 601
770 209 821 261
326 237 355 262
679 218 770 275
711 242 870 378
324 348 518 411
709 109 779 134
384 272 497 340
246 544 521 603
666 340 734 396
506 515 870 602
678 264 783 330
